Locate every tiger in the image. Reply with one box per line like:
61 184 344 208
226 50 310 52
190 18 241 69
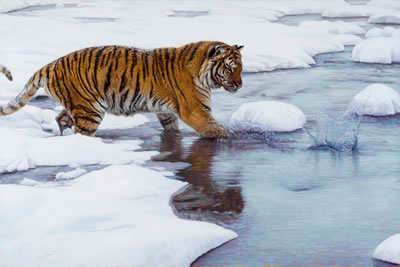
0 41 243 138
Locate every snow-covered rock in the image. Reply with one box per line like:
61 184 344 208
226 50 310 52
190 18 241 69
352 37 400 64
230 101 306 133
369 14 400 24
350 84 400 116
0 165 237 267
373 234 400 265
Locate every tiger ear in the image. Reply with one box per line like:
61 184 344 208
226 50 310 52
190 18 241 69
208 45 226 58
233 45 244 51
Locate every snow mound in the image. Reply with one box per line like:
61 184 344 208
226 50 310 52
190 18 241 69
230 101 306 133
350 84 400 116
365 27 397 38
0 165 237 267
373 234 400 265
369 14 400 24
352 37 400 64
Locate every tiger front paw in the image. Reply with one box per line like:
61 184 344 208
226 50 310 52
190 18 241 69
201 124 228 139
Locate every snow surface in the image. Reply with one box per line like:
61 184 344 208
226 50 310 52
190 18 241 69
373 234 400 265
230 101 306 133
0 165 237 267
0 0 374 82
0 103 154 174
350 84 400 116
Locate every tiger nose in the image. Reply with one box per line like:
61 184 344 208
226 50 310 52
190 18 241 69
234 80 242 89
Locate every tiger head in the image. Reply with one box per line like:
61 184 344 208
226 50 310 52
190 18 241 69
200 43 244 93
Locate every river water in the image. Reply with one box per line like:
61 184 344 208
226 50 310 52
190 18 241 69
183 15 400 266
164 46 400 266
2 4 400 266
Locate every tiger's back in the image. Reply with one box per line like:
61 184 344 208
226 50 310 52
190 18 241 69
0 41 244 138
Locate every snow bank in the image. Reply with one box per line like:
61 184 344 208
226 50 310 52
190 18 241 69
0 104 154 173
373 234 400 265
350 84 400 116
369 14 400 24
0 165 237 267
352 37 400 64
230 101 306 133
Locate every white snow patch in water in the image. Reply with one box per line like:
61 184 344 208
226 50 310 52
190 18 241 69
55 168 87 180
350 84 400 116
230 101 306 133
373 233 400 265
0 165 237 267
352 37 400 64
19 178 41 186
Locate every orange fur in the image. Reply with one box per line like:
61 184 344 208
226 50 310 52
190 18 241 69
0 41 243 138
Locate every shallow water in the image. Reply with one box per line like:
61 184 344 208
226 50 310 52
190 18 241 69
2 4 400 267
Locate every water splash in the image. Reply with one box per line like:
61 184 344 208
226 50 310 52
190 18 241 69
306 111 361 152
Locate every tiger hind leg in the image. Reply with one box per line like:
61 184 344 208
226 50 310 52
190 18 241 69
56 109 74 135
71 109 104 137
156 113 180 132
